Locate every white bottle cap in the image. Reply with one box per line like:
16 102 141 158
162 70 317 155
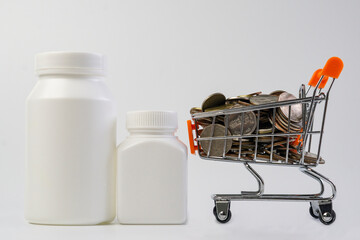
126 111 178 130
35 51 105 76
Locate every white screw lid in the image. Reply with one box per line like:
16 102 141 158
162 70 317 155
35 51 105 76
126 111 178 130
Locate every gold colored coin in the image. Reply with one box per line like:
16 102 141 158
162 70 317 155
201 93 226 111
258 128 273 134
190 107 202 115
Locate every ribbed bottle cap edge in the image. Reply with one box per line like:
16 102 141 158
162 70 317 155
126 111 178 130
35 51 105 76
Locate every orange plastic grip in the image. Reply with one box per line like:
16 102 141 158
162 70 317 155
318 75 329 89
187 120 197 154
291 134 303 147
308 69 322 87
321 57 344 79
308 69 329 89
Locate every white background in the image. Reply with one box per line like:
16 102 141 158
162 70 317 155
0 0 359 239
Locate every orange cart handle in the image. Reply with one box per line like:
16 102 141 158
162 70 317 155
187 120 198 154
322 57 344 79
308 69 329 89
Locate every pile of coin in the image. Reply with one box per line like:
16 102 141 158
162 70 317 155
190 91 324 165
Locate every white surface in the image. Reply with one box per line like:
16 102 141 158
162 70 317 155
26 71 116 224
0 0 359 239
117 127 187 224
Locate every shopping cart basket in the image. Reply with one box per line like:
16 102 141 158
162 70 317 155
187 57 343 225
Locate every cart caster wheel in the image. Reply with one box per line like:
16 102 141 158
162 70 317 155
309 205 319 219
319 210 336 225
213 206 232 223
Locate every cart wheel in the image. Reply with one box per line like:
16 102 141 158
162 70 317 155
319 210 336 225
309 205 319 219
213 206 232 223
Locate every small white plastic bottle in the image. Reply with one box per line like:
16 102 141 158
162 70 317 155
25 52 116 225
117 111 188 224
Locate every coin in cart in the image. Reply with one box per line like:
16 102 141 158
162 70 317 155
270 90 285 96
201 93 226 111
199 124 232 157
204 104 236 112
226 92 262 104
249 94 278 105
190 107 202 115
228 109 256 136
278 92 303 123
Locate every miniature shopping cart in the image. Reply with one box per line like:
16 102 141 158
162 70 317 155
187 57 343 225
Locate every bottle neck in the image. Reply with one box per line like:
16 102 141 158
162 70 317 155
38 74 104 81
128 128 176 136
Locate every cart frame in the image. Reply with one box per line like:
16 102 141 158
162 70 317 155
187 57 343 224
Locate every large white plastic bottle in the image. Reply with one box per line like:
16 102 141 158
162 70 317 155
25 52 116 225
117 111 188 224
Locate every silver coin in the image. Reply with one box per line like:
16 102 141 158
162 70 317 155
228 111 256 135
199 124 232 157
270 90 285 96
201 93 226 111
276 108 302 131
204 104 234 112
250 94 278 105
278 92 302 123
227 92 262 101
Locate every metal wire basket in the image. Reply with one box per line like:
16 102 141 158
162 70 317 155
187 57 343 225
